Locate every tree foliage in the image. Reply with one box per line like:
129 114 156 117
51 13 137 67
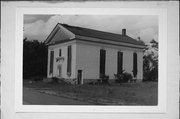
143 39 158 81
23 37 48 79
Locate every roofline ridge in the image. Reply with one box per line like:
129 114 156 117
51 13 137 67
60 23 126 36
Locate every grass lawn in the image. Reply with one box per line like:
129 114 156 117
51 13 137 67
23 80 158 105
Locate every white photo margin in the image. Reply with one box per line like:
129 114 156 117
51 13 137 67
14 7 167 113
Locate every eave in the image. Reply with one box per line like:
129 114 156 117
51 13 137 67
47 36 145 50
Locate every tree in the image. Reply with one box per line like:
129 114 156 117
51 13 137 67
23 38 48 79
143 39 158 81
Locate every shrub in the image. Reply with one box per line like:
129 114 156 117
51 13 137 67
99 74 109 85
51 77 60 84
50 77 71 85
115 72 133 83
122 72 133 82
143 39 158 81
143 68 158 82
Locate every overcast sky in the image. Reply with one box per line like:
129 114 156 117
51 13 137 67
24 15 158 43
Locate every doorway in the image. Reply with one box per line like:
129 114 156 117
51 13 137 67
57 65 62 77
77 70 83 84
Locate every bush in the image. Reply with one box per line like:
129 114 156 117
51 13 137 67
143 69 158 81
115 72 133 83
50 77 71 84
99 74 109 85
59 78 71 85
51 77 60 84
123 72 133 82
143 39 158 81
143 57 158 82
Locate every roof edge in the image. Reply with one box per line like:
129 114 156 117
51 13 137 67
60 23 145 46
44 23 61 44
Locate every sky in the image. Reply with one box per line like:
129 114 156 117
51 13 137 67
23 15 158 44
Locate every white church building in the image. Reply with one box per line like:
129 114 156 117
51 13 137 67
45 23 145 84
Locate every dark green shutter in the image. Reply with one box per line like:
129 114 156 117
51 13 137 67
49 51 54 75
67 45 72 76
133 52 137 77
99 49 106 77
117 51 123 74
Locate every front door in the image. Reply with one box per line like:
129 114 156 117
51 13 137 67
58 65 62 77
77 70 83 84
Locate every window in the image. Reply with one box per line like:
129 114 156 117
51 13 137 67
133 52 137 77
117 51 123 74
49 50 54 75
59 49 61 57
99 49 106 77
67 45 72 77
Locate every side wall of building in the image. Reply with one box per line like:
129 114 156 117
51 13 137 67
76 42 100 80
47 41 144 83
76 41 144 83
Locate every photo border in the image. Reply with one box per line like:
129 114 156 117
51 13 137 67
15 7 167 113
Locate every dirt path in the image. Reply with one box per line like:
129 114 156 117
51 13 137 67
23 88 93 105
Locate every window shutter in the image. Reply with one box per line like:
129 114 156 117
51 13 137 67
133 52 137 77
67 45 72 77
49 51 54 75
117 51 123 74
99 49 106 77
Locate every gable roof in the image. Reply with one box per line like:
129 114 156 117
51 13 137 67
45 23 145 47
60 23 145 46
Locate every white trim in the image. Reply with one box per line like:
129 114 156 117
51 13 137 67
76 39 144 52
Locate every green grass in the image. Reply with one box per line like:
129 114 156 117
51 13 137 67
23 80 158 105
